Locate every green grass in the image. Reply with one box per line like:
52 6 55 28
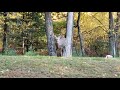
0 55 120 78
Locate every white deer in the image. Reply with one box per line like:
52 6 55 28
54 35 66 56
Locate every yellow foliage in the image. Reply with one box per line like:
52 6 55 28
74 12 109 47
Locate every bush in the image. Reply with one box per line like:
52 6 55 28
25 51 38 56
88 39 109 57
4 48 17 56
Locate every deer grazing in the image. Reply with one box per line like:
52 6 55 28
54 35 66 57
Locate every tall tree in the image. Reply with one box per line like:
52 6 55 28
64 12 74 57
114 12 120 57
45 12 56 56
77 12 85 56
2 12 8 54
109 12 116 57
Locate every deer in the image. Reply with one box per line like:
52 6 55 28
105 55 113 59
54 35 67 57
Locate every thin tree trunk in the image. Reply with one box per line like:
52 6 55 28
22 37 25 54
115 12 120 57
109 12 116 57
2 12 8 54
45 12 56 56
22 13 25 53
26 39 29 52
77 12 85 56
64 12 74 57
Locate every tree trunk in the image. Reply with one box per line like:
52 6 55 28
22 37 25 54
77 12 85 56
109 12 116 57
64 12 74 57
45 12 56 56
115 12 120 57
2 12 8 54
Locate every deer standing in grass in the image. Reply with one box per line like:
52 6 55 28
54 35 67 57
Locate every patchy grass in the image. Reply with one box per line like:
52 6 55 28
0 55 120 78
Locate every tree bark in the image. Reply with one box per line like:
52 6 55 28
64 12 74 57
2 12 8 54
22 37 25 54
109 12 116 57
45 12 56 56
77 12 85 56
115 12 120 57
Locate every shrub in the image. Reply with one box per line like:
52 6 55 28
4 48 17 56
25 51 38 56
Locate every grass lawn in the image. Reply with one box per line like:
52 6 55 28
0 55 120 78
